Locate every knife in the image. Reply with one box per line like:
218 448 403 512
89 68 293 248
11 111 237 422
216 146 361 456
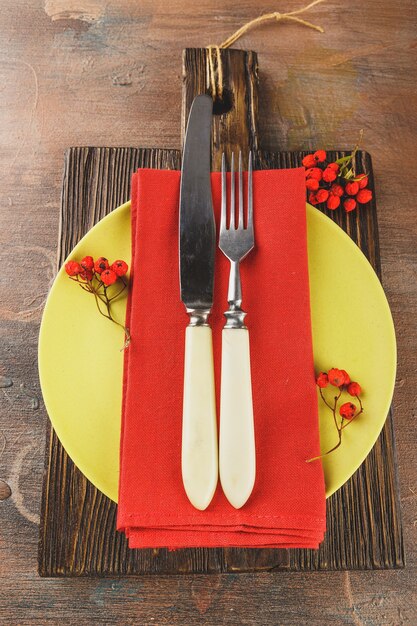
179 94 218 510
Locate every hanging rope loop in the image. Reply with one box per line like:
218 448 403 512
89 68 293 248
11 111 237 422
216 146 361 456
207 0 327 101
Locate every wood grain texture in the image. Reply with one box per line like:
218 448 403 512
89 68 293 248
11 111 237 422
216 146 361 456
182 48 259 168
38 145 404 576
1 0 416 623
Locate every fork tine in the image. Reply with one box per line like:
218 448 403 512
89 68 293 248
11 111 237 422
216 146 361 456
247 151 253 231
238 151 244 230
221 152 227 232
230 152 235 229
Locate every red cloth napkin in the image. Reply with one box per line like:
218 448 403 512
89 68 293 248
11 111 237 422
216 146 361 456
117 167 326 549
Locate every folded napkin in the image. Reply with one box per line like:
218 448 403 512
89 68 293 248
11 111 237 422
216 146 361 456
117 167 326 549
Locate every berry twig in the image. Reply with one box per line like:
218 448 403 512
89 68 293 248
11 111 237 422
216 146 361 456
65 256 130 350
307 369 364 462
302 134 373 213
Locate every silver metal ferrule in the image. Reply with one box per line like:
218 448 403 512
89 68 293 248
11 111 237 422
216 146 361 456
187 308 211 327
224 261 247 329
224 306 247 329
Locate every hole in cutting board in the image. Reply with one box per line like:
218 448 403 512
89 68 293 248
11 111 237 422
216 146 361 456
212 88 234 115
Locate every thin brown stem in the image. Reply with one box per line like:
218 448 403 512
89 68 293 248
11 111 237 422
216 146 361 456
69 270 130 350
306 430 342 463
95 291 108 305
108 283 127 301
70 276 91 291
319 388 334 411
308 384 364 462
332 389 342 432
91 287 110 319
77 283 93 293
92 280 130 349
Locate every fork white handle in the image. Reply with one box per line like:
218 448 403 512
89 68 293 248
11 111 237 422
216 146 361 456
219 327 256 509
182 325 218 510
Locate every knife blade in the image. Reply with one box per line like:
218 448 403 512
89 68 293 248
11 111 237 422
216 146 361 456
180 94 215 312
179 94 218 510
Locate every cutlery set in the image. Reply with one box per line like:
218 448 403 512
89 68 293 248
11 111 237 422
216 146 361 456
180 94 256 510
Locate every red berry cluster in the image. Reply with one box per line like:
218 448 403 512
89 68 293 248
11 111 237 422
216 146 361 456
64 255 130 348
302 150 372 213
308 367 363 462
65 255 128 285
316 368 362 417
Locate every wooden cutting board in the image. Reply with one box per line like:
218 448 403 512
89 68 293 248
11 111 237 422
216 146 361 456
38 48 404 576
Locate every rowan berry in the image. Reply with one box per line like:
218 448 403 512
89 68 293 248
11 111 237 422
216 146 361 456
341 370 350 385
302 154 316 168
94 257 109 274
308 192 319 205
80 269 94 281
316 372 329 388
111 260 128 277
322 168 337 183
328 368 345 387
358 175 368 189
339 402 357 419
327 162 340 172
316 189 329 203
327 195 341 210
330 184 344 197
313 150 327 162
101 269 118 286
345 181 359 196
347 382 362 396
344 198 357 212
80 256 94 271
306 178 319 191
306 167 323 181
65 261 81 276
356 189 373 204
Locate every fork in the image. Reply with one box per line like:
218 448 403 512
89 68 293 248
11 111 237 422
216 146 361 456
219 151 256 509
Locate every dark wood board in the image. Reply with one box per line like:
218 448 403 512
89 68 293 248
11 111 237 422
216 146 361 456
38 144 404 576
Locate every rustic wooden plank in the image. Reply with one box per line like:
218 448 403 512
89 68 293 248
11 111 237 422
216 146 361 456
182 48 259 169
39 145 403 575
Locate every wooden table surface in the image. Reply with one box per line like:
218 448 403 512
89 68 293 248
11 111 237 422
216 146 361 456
1 0 416 623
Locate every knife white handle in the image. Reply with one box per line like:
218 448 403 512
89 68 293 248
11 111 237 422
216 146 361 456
182 325 218 510
219 327 256 509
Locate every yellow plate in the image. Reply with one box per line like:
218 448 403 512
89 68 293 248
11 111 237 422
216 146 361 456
38 202 396 500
